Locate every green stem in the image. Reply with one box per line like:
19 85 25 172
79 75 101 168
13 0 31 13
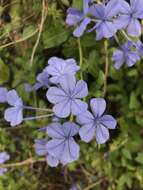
70 114 74 122
77 38 83 80
103 40 109 97
0 157 45 169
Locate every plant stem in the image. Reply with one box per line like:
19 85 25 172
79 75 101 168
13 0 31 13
30 0 48 66
23 114 53 121
23 105 52 112
77 38 83 80
103 40 109 97
0 157 45 169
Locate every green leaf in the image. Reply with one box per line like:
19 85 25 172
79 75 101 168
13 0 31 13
122 148 132 160
61 0 70 6
136 153 143 164
129 92 140 109
42 19 71 49
72 0 83 10
22 25 37 38
0 58 9 84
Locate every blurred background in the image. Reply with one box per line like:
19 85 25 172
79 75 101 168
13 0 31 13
0 0 143 189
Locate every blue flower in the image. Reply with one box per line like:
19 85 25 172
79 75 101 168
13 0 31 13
66 0 91 37
0 152 10 176
112 41 140 69
77 98 117 144
115 0 143 36
69 185 78 190
0 87 8 103
89 0 119 40
4 90 23 127
35 139 59 167
24 70 49 92
46 122 80 165
135 40 143 58
45 57 80 84
46 75 88 118
0 168 8 176
0 152 10 164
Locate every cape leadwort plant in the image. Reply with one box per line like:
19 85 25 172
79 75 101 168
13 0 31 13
1 0 143 174
0 56 117 169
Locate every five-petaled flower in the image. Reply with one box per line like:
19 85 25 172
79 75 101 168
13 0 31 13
88 0 119 40
46 122 80 165
46 76 88 118
66 0 91 37
77 98 117 144
115 0 143 36
4 90 23 127
35 139 59 167
112 41 140 69
45 57 80 84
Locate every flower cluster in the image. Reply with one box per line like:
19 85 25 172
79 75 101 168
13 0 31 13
37 57 117 166
0 56 117 168
66 0 143 69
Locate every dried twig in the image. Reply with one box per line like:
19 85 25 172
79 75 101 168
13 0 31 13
0 157 45 169
30 0 48 66
0 28 39 49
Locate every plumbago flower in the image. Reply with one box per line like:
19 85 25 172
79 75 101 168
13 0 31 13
89 0 119 40
66 0 91 37
46 75 88 118
4 90 24 127
77 98 117 144
112 41 140 69
115 0 143 36
45 57 80 84
0 87 8 103
135 41 143 58
46 122 80 165
0 152 10 176
35 139 59 167
24 70 49 92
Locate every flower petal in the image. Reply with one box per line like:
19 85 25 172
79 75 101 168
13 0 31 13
6 90 23 107
4 107 23 127
127 19 141 36
90 98 106 117
35 139 47 156
0 87 8 103
106 0 120 17
102 21 117 38
46 139 65 158
95 124 109 144
76 111 94 125
89 4 105 18
62 122 79 137
100 115 117 129
71 99 88 115
66 8 83 26
46 87 67 104
0 152 10 164
46 155 59 167
73 80 88 98
53 99 71 118
59 75 76 94
79 124 95 142
73 17 91 37
114 14 130 30
46 122 65 138
60 138 80 164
